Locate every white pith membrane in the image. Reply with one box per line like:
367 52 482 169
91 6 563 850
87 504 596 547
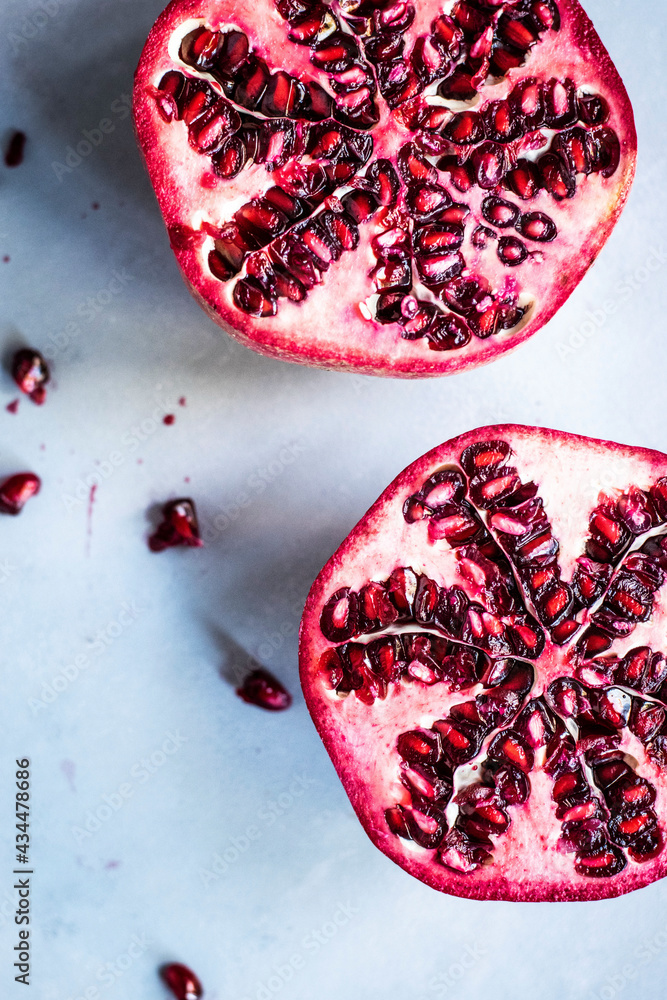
299 427 667 901
133 0 636 377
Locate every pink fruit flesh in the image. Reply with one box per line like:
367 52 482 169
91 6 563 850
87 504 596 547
236 668 293 710
134 0 635 377
160 962 203 1000
0 473 41 515
12 349 50 405
148 497 203 551
299 427 667 901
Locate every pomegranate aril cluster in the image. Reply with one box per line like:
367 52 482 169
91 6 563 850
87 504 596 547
402 439 571 643
322 627 488 703
320 556 545 679
272 0 379 127
215 149 398 317
371 79 617 345
387 664 536 868
373 162 527 348
573 482 667 657
545 680 662 870
160 34 403 317
572 644 667 769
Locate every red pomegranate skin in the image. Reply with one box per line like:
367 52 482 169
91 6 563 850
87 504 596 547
299 427 667 901
133 0 636 378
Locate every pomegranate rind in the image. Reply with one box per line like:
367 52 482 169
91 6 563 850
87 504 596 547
134 0 636 378
299 426 667 900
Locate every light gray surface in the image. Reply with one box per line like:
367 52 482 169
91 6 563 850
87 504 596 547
1 0 667 998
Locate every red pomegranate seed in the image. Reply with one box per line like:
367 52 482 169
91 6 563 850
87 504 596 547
618 813 651 836
444 111 485 145
492 48 523 74
148 498 203 551
161 962 203 1000
562 800 597 822
5 131 26 167
438 720 470 750
551 619 579 644
12 348 50 404
592 512 621 543
0 473 41 515
545 588 569 619
501 19 537 50
498 734 532 771
553 772 579 799
236 668 292 710
576 850 621 872
614 591 644 616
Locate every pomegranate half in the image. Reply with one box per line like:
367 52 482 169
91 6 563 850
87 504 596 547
134 0 636 377
299 427 667 900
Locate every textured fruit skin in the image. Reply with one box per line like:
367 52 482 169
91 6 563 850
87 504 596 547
134 0 636 378
299 427 667 901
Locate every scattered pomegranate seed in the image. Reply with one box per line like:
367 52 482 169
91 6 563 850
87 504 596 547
0 473 41 515
11 349 50 405
160 962 203 1000
134 3 634 378
236 668 292 710
163 413 176 425
5 131 26 167
6 399 19 414
148 498 203 551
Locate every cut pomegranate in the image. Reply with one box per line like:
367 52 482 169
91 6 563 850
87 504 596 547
148 498 203 551
160 962 203 1000
134 0 635 377
299 426 667 900
236 668 293 711
12 349 50 405
0 473 41 515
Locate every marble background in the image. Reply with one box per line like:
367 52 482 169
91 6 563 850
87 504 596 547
1 0 667 997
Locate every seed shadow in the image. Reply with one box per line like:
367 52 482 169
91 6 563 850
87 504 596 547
208 624 265 689
145 500 165 531
0 329 28 390
194 514 350 694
